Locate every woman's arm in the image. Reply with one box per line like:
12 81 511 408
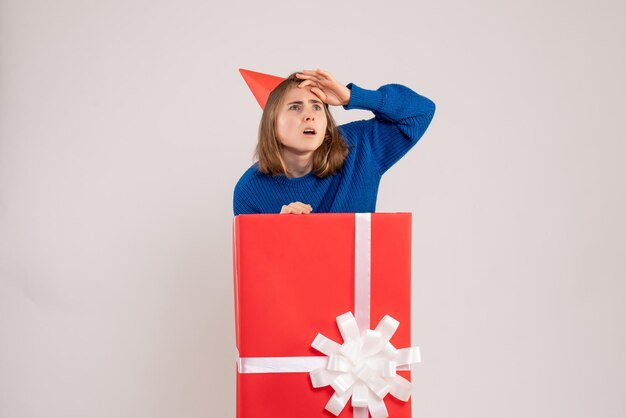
342 83 436 175
296 69 436 174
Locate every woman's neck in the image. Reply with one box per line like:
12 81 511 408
282 151 313 178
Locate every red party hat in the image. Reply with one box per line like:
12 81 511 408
239 68 285 110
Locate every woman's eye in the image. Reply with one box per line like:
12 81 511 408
289 104 300 111
313 104 322 111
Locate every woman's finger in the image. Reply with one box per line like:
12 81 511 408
298 76 322 86
316 69 333 79
280 202 312 214
309 69 335 84
296 72 320 81
280 205 299 214
310 87 327 102
282 204 302 214
292 202 312 213
300 71 328 83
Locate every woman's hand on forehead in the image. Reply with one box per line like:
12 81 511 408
295 69 351 107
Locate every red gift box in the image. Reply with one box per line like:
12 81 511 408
233 213 417 418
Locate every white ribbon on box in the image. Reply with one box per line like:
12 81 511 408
237 213 421 418
310 312 420 418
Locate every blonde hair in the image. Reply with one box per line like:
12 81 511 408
256 73 349 177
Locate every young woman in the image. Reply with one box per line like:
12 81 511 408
233 69 435 215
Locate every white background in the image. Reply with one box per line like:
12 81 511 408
1 0 625 417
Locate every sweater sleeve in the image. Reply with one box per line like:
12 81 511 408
233 168 261 215
233 188 256 215
343 83 436 174
233 193 256 216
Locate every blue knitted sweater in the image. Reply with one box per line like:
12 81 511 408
233 83 435 215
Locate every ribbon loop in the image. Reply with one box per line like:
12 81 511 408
360 330 385 357
331 373 358 395
337 312 360 342
375 315 400 342
381 360 397 378
379 341 399 359
325 391 351 416
339 339 361 364
351 382 369 407
365 376 390 399
396 347 421 366
367 391 389 418
310 367 340 388
388 374 412 402
328 353 353 372
311 333 341 356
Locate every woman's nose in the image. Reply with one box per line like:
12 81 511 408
304 112 315 121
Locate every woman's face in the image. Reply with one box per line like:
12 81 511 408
275 86 328 157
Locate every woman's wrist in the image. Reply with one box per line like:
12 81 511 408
341 85 351 106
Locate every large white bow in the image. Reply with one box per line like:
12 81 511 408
310 312 421 418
